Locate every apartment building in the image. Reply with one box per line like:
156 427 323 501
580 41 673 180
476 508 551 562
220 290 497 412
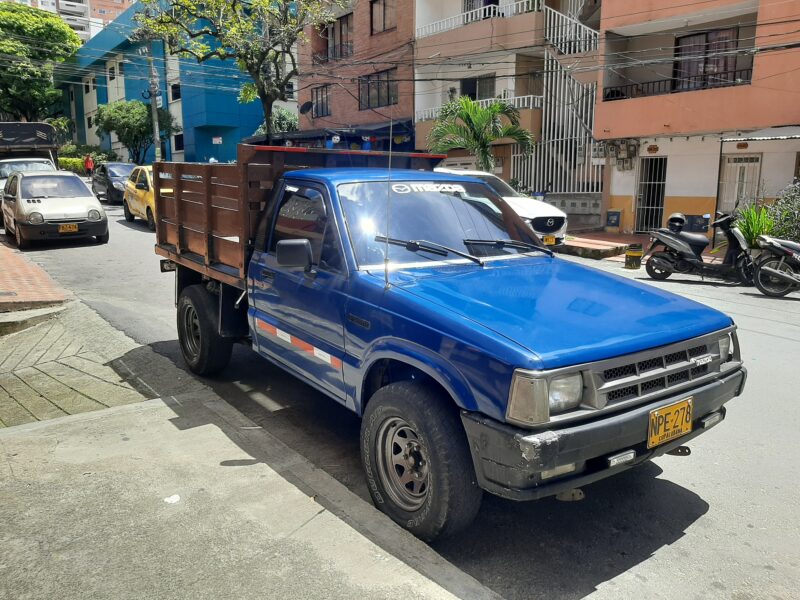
595 0 800 233
5 0 106 41
294 0 415 151
62 3 271 163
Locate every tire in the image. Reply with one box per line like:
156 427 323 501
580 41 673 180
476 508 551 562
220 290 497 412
736 255 755 286
361 381 483 541
146 207 156 231
645 252 672 280
96 232 109 244
123 200 135 222
176 284 233 376
14 222 30 249
754 257 797 298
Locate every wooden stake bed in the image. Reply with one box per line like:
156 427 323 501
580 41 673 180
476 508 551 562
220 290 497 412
153 144 445 289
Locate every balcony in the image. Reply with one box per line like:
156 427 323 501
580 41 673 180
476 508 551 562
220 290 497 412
416 0 541 39
416 94 543 121
603 68 753 101
59 0 89 17
312 43 353 65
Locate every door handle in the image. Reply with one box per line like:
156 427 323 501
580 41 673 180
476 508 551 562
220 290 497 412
261 269 275 281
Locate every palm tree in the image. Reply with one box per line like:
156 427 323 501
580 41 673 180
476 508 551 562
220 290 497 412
427 96 535 173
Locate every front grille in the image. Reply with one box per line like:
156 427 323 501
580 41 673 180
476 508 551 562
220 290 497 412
530 216 565 234
46 218 85 224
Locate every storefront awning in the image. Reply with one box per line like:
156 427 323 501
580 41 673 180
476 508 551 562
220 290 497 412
722 126 800 142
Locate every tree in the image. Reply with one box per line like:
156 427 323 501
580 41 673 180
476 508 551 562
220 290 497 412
46 116 74 146
136 0 342 142
253 106 299 137
427 97 536 173
0 3 82 122
95 100 180 165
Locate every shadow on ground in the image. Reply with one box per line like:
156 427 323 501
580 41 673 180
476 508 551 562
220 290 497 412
116 339 710 600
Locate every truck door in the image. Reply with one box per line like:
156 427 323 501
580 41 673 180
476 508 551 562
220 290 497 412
248 183 348 403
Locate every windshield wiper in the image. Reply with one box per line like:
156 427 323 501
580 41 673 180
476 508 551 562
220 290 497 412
463 238 554 257
375 235 484 266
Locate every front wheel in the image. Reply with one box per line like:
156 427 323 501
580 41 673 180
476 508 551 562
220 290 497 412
645 252 672 280
361 381 483 541
14 223 30 249
177 284 233 375
754 257 797 297
96 232 109 244
123 200 135 223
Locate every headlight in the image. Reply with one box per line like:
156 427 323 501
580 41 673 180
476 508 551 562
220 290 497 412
88 209 101 221
28 212 44 225
112 181 125 191
506 371 584 427
718 335 732 362
549 374 583 413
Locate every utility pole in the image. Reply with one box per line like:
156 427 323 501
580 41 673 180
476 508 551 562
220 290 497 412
147 40 161 162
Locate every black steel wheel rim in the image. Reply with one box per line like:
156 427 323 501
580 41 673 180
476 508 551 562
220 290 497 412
376 416 430 511
181 303 201 359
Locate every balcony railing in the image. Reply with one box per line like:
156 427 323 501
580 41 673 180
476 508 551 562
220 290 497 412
416 94 543 122
544 5 598 55
603 68 753 102
59 0 89 16
312 42 353 64
416 0 542 39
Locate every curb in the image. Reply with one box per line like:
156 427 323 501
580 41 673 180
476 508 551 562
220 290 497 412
0 304 66 335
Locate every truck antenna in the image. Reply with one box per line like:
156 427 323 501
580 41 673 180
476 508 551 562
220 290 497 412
384 117 393 289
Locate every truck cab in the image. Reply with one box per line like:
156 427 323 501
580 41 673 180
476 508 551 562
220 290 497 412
155 146 746 541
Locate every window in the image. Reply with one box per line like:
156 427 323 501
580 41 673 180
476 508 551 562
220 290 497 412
460 74 495 100
6 176 18 197
128 169 138 183
370 0 396 34
312 85 331 118
170 83 181 101
270 188 342 271
87 116 93 129
674 28 738 91
359 69 398 110
70 90 74 101
92 77 97 90
84 81 90 94
108 66 115 81
326 13 353 60
173 133 184 152
285 81 295 100
118 61 124 76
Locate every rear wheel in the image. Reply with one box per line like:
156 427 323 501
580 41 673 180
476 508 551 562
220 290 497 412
755 257 797 297
177 284 233 375
14 222 29 249
736 255 755 286
146 207 156 231
645 252 672 280
361 381 482 541
123 200 135 222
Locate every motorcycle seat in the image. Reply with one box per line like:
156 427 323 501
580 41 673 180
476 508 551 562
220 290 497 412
677 231 710 248
776 239 800 253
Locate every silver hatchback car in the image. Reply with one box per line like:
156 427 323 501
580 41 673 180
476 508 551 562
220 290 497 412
2 171 108 249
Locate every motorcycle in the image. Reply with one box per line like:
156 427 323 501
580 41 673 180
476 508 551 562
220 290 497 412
753 235 800 297
645 212 755 285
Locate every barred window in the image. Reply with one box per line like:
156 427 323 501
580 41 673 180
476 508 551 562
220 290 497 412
359 69 398 110
312 85 331 118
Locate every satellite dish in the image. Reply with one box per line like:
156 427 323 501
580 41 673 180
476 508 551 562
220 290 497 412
299 101 314 115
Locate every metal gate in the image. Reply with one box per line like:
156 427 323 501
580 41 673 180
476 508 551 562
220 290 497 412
635 157 668 232
718 154 762 213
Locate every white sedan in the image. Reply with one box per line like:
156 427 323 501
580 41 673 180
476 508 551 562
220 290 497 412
435 167 568 245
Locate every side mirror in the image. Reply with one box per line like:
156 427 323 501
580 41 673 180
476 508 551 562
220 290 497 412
3 193 15 202
136 181 148 191
276 239 313 270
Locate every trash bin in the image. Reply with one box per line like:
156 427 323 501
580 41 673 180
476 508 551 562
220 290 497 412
625 243 643 269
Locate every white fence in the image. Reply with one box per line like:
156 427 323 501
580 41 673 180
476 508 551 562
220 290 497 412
543 5 598 55
416 0 542 39
415 95 544 122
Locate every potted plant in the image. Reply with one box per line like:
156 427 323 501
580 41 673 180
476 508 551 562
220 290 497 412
736 204 774 256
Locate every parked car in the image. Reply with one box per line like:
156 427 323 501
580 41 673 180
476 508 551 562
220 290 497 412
123 165 157 230
1 171 108 248
0 158 56 228
91 162 135 204
435 167 568 245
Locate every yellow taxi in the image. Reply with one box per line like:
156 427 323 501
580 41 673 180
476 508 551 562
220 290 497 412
123 165 157 230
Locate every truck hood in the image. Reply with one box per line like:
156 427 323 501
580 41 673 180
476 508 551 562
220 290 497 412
386 257 732 369
502 196 567 220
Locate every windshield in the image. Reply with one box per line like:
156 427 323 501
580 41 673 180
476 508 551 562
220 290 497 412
21 175 90 199
108 164 134 178
338 180 542 267
475 174 523 197
0 160 54 178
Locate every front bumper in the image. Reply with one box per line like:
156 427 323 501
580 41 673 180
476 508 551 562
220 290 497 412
18 219 108 241
461 367 746 501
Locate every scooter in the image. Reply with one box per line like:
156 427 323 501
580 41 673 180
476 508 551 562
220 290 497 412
645 212 755 285
753 235 800 297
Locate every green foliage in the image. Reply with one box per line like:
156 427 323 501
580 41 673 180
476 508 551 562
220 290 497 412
58 157 86 175
46 117 74 146
428 97 535 173
59 143 119 162
254 106 299 136
136 0 342 140
94 101 179 165
768 181 800 242
736 204 774 248
0 4 81 121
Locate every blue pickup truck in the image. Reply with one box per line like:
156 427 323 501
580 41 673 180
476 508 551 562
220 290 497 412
155 146 746 541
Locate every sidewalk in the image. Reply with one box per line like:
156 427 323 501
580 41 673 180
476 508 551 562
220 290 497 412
0 242 71 312
0 392 495 600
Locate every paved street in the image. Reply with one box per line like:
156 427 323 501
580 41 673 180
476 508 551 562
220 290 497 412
6 206 800 599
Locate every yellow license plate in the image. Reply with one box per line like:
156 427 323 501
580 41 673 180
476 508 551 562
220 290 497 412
543 235 556 245
58 223 79 233
647 397 693 449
